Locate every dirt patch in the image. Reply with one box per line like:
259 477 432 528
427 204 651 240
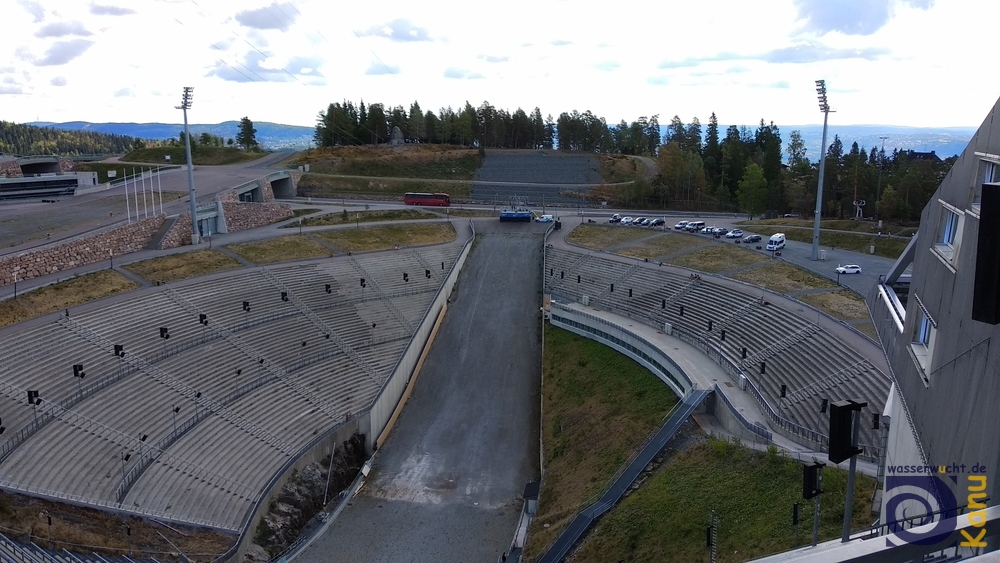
798 289 870 320
0 490 235 560
665 243 769 273
0 270 138 328
226 236 332 264
616 233 705 260
313 223 456 253
730 261 837 294
566 224 653 250
124 249 242 283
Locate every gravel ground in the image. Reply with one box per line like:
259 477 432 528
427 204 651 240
471 150 603 205
297 232 543 563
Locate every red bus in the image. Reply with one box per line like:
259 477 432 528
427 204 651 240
403 192 451 207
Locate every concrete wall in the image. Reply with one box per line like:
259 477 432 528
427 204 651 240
0 215 165 286
871 95 1000 505
365 227 475 453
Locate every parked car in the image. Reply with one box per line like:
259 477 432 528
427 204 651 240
633 217 646 225
674 220 689 230
642 218 654 226
609 213 621 223
650 218 665 227
535 214 554 223
713 227 729 236
743 234 762 243
700 226 715 234
620 216 633 225
836 264 862 274
726 229 744 238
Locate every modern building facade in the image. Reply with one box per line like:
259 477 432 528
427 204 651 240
869 95 1000 525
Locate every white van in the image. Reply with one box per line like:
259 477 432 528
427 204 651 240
766 233 786 251
686 220 706 232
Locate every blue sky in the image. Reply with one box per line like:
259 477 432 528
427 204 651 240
2 0 998 129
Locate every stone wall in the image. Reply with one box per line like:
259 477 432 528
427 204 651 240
262 177 275 202
0 215 165 286
160 213 193 250
0 159 21 178
60 158 75 173
221 202 293 232
218 190 240 203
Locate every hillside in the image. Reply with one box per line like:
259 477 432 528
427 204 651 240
30 120 314 150
0 121 137 155
122 146 265 165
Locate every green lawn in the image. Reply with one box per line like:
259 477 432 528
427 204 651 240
573 438 877 562
738 218 917 237
525 325 678 561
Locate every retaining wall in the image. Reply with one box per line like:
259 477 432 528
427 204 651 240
0 215 165 286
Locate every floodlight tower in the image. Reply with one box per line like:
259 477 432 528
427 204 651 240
811 80 835 261
177 87 199 245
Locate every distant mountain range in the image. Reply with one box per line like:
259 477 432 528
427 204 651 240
27 121 315 150
26 120 978 160
785 124 976 161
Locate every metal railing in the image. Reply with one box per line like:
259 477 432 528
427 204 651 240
349 259 415 334
713 383 772 441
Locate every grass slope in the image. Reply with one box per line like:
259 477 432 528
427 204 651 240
285 209 435 228
738 218 917 238
573 438 877 562
525 325 678 560
297 174 472 199
314 223 456 253
730 262 836 294
775 228 908 259
73 162 181 183
226 236 331 264
0 271 138 328
124 249 242 284
616 233 706 260
122 146 264 165
566 224 655 250
665 243 770 273
798 289 871 321
288 145 481 179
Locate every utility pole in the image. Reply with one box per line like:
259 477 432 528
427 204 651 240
177 87 199 245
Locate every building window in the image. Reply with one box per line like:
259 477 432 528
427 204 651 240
910 307 935 376
933 203 963 264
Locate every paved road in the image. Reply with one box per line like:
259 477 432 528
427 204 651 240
297 229 544 563
0 153 286 253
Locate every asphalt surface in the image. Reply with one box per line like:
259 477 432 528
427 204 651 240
0 154 286 252
297 230 544 563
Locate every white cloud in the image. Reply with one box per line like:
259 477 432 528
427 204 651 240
89 3 136 16
0 0 997 130
35 21 93 38
50 76 68 86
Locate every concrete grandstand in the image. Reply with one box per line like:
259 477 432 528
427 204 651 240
0 237 466 540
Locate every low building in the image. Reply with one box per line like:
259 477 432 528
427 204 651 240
0 154 100 200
